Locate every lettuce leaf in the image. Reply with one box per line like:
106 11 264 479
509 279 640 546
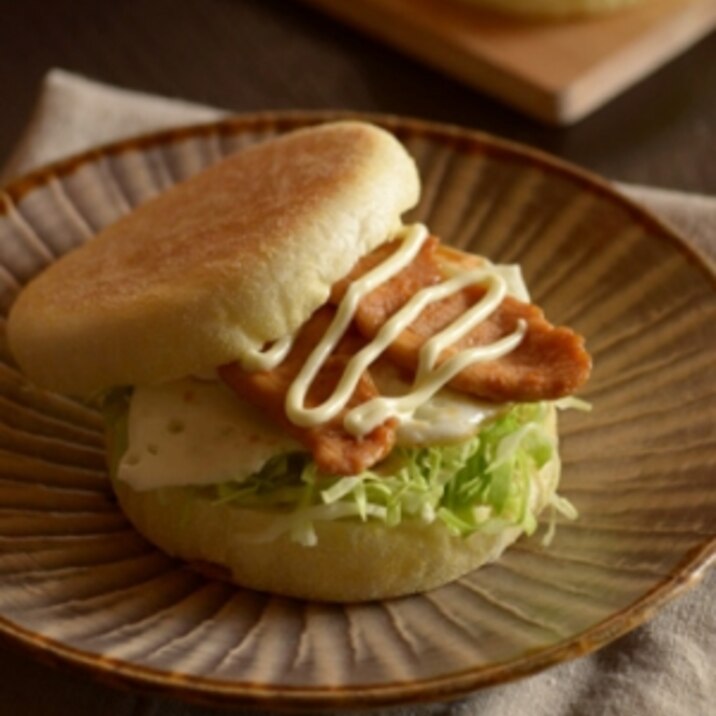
214 402 569 544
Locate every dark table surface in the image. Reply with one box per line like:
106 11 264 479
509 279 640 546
0 1 714 714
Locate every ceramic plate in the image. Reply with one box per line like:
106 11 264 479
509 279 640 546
0 113 714 710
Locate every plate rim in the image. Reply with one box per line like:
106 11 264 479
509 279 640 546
0 544 713 710
0 109 714 709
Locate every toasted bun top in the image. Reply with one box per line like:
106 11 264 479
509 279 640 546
7 122 420 396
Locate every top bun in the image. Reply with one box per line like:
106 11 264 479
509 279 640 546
7 122 420 397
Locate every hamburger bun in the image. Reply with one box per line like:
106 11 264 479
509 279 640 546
111 404 559 602
7 121 419 397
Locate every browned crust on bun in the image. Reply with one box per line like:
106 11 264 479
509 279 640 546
7 122 419 397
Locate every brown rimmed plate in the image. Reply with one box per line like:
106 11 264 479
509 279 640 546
0 112 714 710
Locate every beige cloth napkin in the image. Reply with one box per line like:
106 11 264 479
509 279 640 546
1 69 714 716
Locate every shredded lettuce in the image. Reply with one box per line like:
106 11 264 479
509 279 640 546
212 402 572 544
104 387 580 547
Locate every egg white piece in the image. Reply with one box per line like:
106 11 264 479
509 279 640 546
117 370 504 489
117 377 299 491
369 361 502 446
397 388 501 446
492 263 530 303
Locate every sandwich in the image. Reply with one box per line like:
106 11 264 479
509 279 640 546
7 121 591 602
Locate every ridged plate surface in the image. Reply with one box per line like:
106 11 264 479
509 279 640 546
0 113 713 710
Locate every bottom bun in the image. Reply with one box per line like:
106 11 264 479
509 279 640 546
112 406 559 602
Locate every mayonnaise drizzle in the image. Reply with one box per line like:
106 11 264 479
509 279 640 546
239 334 295 372
345 323 524 436
284 224 429 427
273 223 527 437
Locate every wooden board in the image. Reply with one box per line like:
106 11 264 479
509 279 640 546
298 0 716 124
